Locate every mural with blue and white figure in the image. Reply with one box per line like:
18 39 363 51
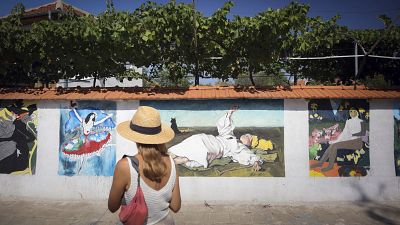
59 101 116 176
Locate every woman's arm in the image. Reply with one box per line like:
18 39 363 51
217 106 238 136
94 113 113 126
72 108 83 123
108 158 130 213
169 167 181 213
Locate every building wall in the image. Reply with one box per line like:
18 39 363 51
57 77 143 88
0 99 398 203
57 66 144 88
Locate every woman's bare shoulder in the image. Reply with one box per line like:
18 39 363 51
115 157 131 175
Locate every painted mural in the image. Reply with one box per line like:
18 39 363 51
394 100 400 176
309 99 370 177
59 101 116 176
141 99 284 177
0 100 38 174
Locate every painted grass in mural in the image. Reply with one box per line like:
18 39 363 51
394 100 400 176
309 99 370 177
59 101 116 176
0 100 38 174
142 99 284 177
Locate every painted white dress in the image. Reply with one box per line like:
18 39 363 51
169 111 262 168
330 117 363 144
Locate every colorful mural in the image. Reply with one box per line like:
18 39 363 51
309 99 370 177
0 100 38 174
394 100 400 176
59 101 116 176
141 99 284 177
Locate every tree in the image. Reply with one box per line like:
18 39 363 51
293 21 400 86
125 1 197 85
235 71 288 87
1 0 398 88
0 5 31 86
203 2 345 86
10 3 25 15
202 1 242 82
143 67 192 87
350 25 400 86
278 3 346 85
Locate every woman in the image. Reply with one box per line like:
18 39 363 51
108 106 181 224
71 107 113 136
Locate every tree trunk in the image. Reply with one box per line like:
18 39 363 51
249 67 255 86
93 73 97 88
293 74 298 85
193 0 199 86
194 63 199 86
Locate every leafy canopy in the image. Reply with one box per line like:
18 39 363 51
0 1 398 87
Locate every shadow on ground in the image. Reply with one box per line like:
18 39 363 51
351 182 400 225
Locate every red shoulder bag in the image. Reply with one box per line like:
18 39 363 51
119 156 148 225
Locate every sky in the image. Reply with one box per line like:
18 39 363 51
141 99 284 127
1 0 399 29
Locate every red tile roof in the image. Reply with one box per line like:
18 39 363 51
0 86 399 100
22 0 89 17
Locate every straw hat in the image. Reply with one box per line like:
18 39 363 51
117 106 174 144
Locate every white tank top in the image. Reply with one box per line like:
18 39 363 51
124 156 176 225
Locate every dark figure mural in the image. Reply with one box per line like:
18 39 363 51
170 118 181 134
394 100 400 176
0 100 38 174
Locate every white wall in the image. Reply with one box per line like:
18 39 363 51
57 77 143 88
0 99 399 203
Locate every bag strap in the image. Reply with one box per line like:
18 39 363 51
123 155 140 187
121 155 141 205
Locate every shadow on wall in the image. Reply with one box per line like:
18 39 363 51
350 182 400 225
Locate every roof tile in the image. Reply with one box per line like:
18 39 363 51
22 2 89 17
0 86 399 101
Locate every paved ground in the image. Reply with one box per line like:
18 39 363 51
0 198 399 225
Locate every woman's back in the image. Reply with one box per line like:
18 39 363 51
108 106 181 225
123 155 176 225
138 154 173 191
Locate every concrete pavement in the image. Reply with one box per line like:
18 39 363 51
0 198 399 225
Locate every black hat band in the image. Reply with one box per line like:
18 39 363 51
130 122 162 135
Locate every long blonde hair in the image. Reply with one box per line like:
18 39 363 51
137 143 168 183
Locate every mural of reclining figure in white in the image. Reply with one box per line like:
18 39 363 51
169 106 263 171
